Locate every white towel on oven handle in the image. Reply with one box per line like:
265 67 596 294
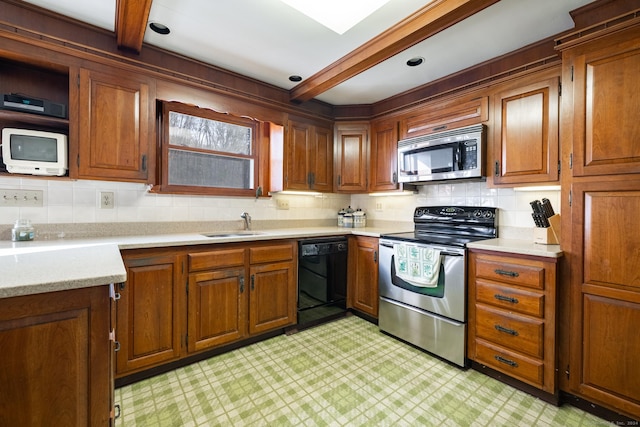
393 243 441 287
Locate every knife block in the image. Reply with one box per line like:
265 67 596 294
533 214 561 245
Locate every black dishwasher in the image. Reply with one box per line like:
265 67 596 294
297 237 348 327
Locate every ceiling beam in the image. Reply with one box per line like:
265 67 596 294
116 0 154 53
289 0 500 103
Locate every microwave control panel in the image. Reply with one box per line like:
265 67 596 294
460 140 478 170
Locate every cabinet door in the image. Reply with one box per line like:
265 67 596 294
117 253 183 376
285 120 311 190
0 287 111 426
492 73 559 185
248 260 296 334
369 119 399 192
188 268 246 352
285 119 333 192
399 95 488 139
335 123 368 193
77 67 154 182
348 236 379 317
569 179 640 419
310 125 333 192
566 28 640 177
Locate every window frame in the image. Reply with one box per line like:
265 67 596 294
155 101 261 196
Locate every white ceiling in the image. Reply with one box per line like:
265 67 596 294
23 0 595 105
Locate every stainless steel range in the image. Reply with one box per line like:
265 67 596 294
378 206 498 367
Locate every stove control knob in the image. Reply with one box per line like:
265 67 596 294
484 211 494 218
473 210 482 217
415 208 424 217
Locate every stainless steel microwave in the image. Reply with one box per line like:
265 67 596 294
397 124 485 184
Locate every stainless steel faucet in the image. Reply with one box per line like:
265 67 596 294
240 212 251 230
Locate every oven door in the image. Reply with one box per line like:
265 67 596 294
378 238 466 322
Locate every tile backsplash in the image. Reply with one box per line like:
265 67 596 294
0 176 560 238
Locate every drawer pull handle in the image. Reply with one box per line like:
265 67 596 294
494 355 518 367
495 269 519 278
495 324 519 336
494 294 519 304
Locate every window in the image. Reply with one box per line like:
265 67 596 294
156 101 260 196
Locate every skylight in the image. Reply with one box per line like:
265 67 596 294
280 0 392 35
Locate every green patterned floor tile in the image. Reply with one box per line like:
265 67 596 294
116 316 610 427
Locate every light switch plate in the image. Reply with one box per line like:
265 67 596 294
276 199 290 210
0 189 44 207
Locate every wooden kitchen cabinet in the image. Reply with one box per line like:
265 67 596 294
248 243 297 334
76 66 155 182
556 16 640 421
565 179 640 419
369 118 399 192
117 240 297 381
0 286 113 426
348 236 379 318
187 248 247 352
186 242 296 350
116 251 184 377
334 122 368 193
559 21 640 177
285 118 333 192
468 250 558 398
399 94 488 140
490 68 560 186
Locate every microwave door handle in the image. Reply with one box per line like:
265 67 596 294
455 143 462 170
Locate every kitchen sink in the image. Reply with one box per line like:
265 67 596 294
201 231 265 238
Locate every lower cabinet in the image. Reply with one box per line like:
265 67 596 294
0 285 114 426
348 236 379 318
117 240 297 378
117 252 184 376
468 250 558 397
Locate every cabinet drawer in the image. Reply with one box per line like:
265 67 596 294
475 257 545 290
249 244 294 264
476 279 544 318
474 339 544 388
189 248 245 271
475 305 543 358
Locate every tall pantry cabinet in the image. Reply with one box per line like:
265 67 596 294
557 15 640 420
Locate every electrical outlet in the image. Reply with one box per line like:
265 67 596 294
0 189 44 207
375 202 383 211
276 199 290 210
100 191 115 209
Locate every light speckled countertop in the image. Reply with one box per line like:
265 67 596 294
1 226 561 299
467 238 563 258
0 226 409 299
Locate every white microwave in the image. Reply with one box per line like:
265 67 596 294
1 128 68 176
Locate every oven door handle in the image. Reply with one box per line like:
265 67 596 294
380 242 463 257
440 251 463 257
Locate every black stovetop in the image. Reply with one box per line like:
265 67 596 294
381 206 498 247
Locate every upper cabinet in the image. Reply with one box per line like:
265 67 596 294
399 94 488 140
559 22 640 177
490 68 560 186
369 118 399 192
334 122 368 193
285 118 333 192
75 66 155 183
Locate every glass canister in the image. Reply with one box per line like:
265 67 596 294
353 209 366 228
337 209 346 227
343 212 354 228
12 219 35 241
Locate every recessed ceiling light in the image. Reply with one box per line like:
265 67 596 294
289 75 303 82
280 0 392 35
149 22 170 35
406 57 424 67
